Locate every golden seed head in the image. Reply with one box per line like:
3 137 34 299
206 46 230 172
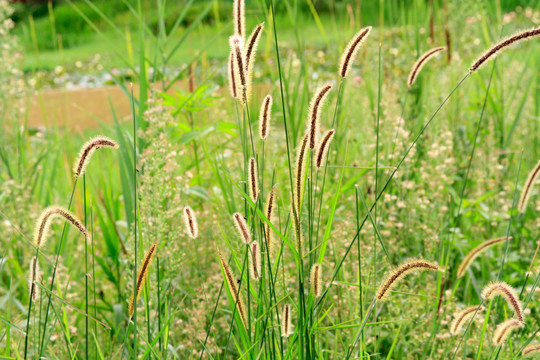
481 281 523 322
229 35 246 102
310 263 323 298
457 237 508 278
73 136 119 177
233 212 251 244
407 47 445 87
228 50 238 99
232 0 245 41
244 23 264 102
34 206 89 248
281 303 292 337
248 157 259 203
29 256 40 302
249 241 262 281
259 95 272 140
492 318 524 346
518 159 540 213
294 133 309 214
307 84 333 149
218 250 248 327
450 305 484 335
264 187 276 254
183 206 198 239
522 344 540 356
316 129 335 168
129 241 158 317
339 26 372 78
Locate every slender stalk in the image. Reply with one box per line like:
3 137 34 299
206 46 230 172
84 175 89 360
131 83 139 358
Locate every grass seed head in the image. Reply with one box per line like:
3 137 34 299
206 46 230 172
307 84 332 149
457 237 508 278
294 133 309 214
218 250 248 327
482 282 523 322
34 206 89 248
264 187 275 253
73 136 119 177
259 95 272 140
310 263 323 298
244 23 264 101
316 129 335 168
228 50 238 99
450 305 484 335
339 26 372 78
233 212 251 244
183 206 198 239
129 241 158 317
493 318 524 346
29 256 40 302
229 35 246 102
522 344 540 356
248 157 259 202
233 0 245 41
518 159 540 213
407 47 445 87
249 241 261 281
282 303 292 337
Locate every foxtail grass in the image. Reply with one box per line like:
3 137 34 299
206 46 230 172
249 241 261 281
307 84 332 149
281 303 292 338
518 160 540 213
456 237 508 278
228 50 238 99
264 187 275 254
183 206 199 239
229 35 246 103
315 129 334 168
482 282 524 322
310 263 322 298
338 26 372 78
522 344 540 356
244 23 263 101
407 47 445 87
233 212 251 244
493 318 524 346
294 133 309 214
73 136 119 177
218 251 248 327
248 157 259 202
232 0 245 41
33 206 89 248
450 305 484 335
28 256 40 302
129 241 158 317
259 95 272 140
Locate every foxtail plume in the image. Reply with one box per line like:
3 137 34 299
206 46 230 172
34 206 89 248
482 282 523 322
518 160 540 213
307 84 333 149
264 187 275 253
249 241 261 281
457 237 508 278
233 213 251 244
493 318 523 345
339 26 372 78
522 344 540 356
29 256 40 302
218 251 248 327
450 305 484 335
244 23 264 101
407 47 445 87
248 157 259 202
73 136 118 177
316 129 335 168
259 95 272 140
229 36 246 102
183 206 198 239
228 50 238 99
233 0 245 41
281 303 292 337
129 241 158 317
294 134 309 214
310 263 323 298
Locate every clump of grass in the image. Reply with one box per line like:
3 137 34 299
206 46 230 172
522 344 540 356
376 259 443 300
34 206 89 247
338 26 372 78
259 95 272 140
218 251 248 327
248 157 259 202
129 240 158 317
407 47 445 87
518 159 540 213
310 263 322 298
182 206 198 239
73 136 119 177
481 282 524 322
306 84 332 149
470 27 540 72
492 318 523 346
281 303 292 338
315 129 335 168
233 212 251 244
456 237 508 278
449 305 484 335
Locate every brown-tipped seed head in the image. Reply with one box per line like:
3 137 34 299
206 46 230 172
376 258 443 300
493 318 524 346
482 282 524 322
518 159 540 213
183 206 198 239
264 187 275 253
307 84 333 149
34 206 89 248
471 27 540 72
339 26 372 78
244 23 264 101
229 35 246 102
29 256 40 302
129 241 158 317
218 250 248 327
282 303 292 337
310 263 323 298
407 47 445 87
522 344 540 356
233 0 245 41
228 50 238 99
294 133 309 214
233 213 251 244
248 157 259 202
457 237 509 278
249 241 262 281
259 95 272 140
450 305 484 335
316 129 335 168
73 136 119 177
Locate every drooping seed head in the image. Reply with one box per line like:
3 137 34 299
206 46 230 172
229 35 246 102
339 26 372 78
450 305 484 335
244 23 264 102
482 282 523 322
310 263 323 298
281 303 292 337
73 136 119 177
493 318 524 346
471 27 540 72
518 159 540 213
264 187 275 253
218 250 248 327
233 212 251 244
227 50 238 99
232 0 245 41
129 241 158 317
259 95 272 140
29 256 40 302
182 206 198 239
376 258 443 300
248 157 259 203
34 206 89 248
316 129 335 168
249 241 262 281
457 237 509 278
522 344 540 356
294 133 309 214
407 47 445 87
307 84 333 149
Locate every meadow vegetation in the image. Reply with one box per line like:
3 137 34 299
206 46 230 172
1 0 540 359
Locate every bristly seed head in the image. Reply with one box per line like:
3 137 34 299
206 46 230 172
229 35 246 102
307 84 333 149
29 256 40 302
281 303 292 337
264 187 275 254
233 212 251 244
518 159 540 213
218 250 248 327
339 26 372 78
450 305 484 335
493 318 524 346
316 129 335 168
244 23 264 102
376 258 443 300
232 0 245 41
471 27 540 72
310 263 323 298
522 344 540 356
407 47 445 87
259 95 272 140
183 206 198 239
248 157 259 203
294 133 309 214
129 241 158 317
481 281 524 322
228 50 238 99
34 206 89 248
73 136 119 177
457 237 508 278
249 241 262 281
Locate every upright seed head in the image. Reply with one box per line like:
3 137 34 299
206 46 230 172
73 136 119 177
376 258 443 300
450 305 484 335
407 47 445 87
310 263 323 298
339 26 372 78
29 256 40 302
259 95 272 140
229 35 246 102
248 157 259 203
218 250 248 327
232 0 245 41
129 241 158 317
471 27 540 72
244 23 264 102
294 134 309 214
522 344 540 356
307 84 333 149
316 129 335 168
264 187 275 253
290 198 303 254
482 282 523 322
249 241 262 281
34 206 89 248
457 236 509 278
281 303 292 337
227 50 238 99
182 206 198 239
518 160 540 213
233 212 251 244
493 318 524 346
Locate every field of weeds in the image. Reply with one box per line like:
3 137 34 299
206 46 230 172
1 0 540 359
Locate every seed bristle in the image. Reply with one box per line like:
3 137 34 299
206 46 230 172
492 318 523 346
233 212 251 244
481 281 523 322
34 206 89 248
457 237 508 278
339 26 372 78
73 136 119 177
129 241 158 317
407 47 445 87
450 305 484 335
